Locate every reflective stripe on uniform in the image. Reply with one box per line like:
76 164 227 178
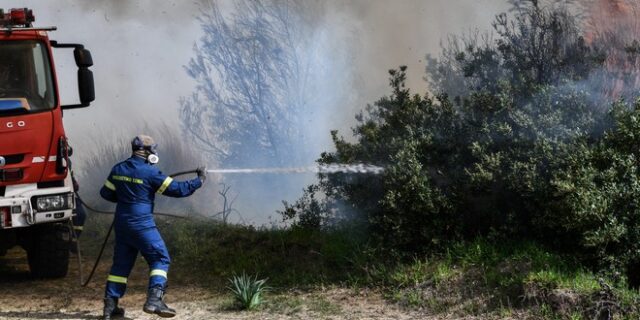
157 177 173 194
150 269 168 278
104 180 116 191
73 226 84 231
107 274 128 284
112 175 144 184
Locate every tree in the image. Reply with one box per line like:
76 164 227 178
180 0 359 221
304 1 613 255
427 1 598 103
180 0 318 168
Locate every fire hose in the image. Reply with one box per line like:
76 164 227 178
72 164 384 286
73 169 200 287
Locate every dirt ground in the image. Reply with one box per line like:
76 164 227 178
0 248 428 320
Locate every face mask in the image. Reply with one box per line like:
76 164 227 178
148 153 159 165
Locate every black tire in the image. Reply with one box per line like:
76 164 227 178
27 223 70 278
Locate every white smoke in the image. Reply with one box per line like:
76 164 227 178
0 0 508 224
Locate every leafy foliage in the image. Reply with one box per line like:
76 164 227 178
544 103 640 273
283 0 640 284
279 184 327 230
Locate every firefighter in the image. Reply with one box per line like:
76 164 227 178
99 135 206 319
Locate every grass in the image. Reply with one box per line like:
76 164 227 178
307 296 342 315
158 219 369 289
79 215 640 318
79 213 371 289
264 292 341 317
265 295 304 315
381 238 640 318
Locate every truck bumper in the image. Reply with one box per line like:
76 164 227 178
0 181 74 229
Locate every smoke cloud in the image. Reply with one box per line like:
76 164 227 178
583 0 640 99
2 0 509 224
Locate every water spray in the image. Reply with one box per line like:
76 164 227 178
205 164 385 175
77 163 383 287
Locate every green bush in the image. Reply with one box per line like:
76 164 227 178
544 102 640 281
303 2 608 253
285 1 640 283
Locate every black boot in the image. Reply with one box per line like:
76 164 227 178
143 287 176 318
103 297 125 320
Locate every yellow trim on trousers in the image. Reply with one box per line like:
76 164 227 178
107 274 128 284
150 269 168 278
104 180 116 191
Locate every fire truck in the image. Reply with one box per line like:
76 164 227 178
0 8 94 278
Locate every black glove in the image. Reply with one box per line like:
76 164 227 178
196 166 207 183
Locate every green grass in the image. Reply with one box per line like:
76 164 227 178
379 238 640 318
79 216 640 318
525 269 600 294
158 219 370 289
80 213 369 288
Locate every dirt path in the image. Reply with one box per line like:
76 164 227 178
0 248 427 320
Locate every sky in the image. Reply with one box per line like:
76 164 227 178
0 0 510 223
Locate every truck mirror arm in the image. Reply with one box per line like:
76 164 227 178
51 41 95 109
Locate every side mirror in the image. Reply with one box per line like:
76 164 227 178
78 68 95 106
52 42 96 110
74 48 93 68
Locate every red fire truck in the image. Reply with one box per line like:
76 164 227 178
0 8 94 278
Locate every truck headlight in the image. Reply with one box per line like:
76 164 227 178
33 193 74 212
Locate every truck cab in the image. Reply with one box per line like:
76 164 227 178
0 8 94 278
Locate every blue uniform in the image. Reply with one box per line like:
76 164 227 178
100 156 202 298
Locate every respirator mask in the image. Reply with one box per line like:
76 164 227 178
147 152 159 165
132 135 160 165
145 143 159 165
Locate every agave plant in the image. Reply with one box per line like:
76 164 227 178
228 272 269 310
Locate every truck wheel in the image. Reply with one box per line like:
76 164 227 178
27 223 70 278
